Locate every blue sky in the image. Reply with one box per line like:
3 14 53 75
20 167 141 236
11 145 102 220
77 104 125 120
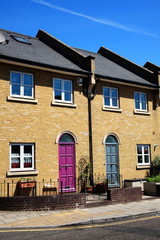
1 0 159 66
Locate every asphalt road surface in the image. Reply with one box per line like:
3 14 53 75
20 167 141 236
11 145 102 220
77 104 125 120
0 216 160 240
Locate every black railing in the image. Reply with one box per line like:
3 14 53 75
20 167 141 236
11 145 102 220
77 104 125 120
0 175 110 197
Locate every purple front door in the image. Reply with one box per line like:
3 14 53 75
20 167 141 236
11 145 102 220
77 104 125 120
59 134 76 192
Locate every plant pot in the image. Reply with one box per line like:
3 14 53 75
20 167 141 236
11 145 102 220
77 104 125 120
144 182 160 196
19 181 36 188
85 186 93 193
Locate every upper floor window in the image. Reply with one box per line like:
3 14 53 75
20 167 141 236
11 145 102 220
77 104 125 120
134 92 147 111
103 87 118 108
137 144 150 165
53 78 73 103
10 71 34 98
10 143 35 171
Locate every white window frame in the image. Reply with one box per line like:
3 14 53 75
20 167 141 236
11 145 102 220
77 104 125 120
103 87 119 108
10 143 35 171
137 144 150 165
10 71 34 98
134 92 147 111
53 78 73 103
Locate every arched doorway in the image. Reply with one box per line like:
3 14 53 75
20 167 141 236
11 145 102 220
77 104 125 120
58 133 76 192
105 135 119 187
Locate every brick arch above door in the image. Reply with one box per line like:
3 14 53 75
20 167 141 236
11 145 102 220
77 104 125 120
55 131 78 144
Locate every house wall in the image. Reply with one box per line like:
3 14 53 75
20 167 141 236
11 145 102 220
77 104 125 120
0 63 89 185
0 62 159 190
92 80 159 185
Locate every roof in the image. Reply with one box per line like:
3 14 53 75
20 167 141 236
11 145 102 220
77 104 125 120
0 29 87 74
0 28 157 88
75 48 156 87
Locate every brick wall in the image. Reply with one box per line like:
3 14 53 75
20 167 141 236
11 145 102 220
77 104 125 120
0 61 160 188
0 62 89 183
108 187 142 203
92 80 159 184
0 193 86 211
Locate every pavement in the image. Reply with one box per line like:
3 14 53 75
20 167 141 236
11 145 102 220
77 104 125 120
0 195 160 229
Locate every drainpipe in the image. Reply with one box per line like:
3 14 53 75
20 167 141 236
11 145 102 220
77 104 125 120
86 56 96 185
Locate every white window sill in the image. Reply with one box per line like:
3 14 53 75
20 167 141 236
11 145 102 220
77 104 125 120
51 101 77 108
7 96 38 104
134 110 150 115
102 107 122 113
136 165 151 169
6 170 39 177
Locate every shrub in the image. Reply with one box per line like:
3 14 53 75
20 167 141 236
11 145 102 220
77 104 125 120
150 155 160 176
147 175 160 183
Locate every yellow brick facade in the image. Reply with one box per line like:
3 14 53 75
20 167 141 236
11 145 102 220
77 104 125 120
0 63 89 186
0 61 159 190
92 80 159 186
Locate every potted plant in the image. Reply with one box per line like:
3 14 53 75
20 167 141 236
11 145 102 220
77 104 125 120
19 177 36 188
144 175 160 196
78 162 93 193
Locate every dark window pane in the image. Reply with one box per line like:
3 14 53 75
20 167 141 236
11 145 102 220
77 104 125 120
106 135 118 144
24 157 32 168
138 156 143 163
54 80 61 90
12 145 20 155
24 74 32 86
134 92 139 101
59 134 74 143
141 93 146 101
112 99 118 107
64 81 71 91
55 90 62 100
104 97 110 106
135 101 140 109
24 145 32 155
104 88 109 97
11 72 21 84
64 92 71 101
11 157 20 168
24 86 32 96
144 146 149 154
142 102 146 110
12 84 20 95
145 155 149 163
137 145 142 154
111 89 117 98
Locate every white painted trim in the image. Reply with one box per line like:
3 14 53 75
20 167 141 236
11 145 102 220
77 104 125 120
51 101 77 108
7 96 38 104
6 170 38 176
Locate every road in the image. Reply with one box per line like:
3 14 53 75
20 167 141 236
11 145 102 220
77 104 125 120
0 216 160 240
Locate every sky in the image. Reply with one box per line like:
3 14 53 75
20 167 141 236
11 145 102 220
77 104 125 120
0 0 160 66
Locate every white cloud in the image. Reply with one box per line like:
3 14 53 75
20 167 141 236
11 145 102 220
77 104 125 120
32 0 158 37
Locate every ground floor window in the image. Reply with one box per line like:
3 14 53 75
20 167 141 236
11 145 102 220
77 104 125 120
10 143 34 171
137 144 150 165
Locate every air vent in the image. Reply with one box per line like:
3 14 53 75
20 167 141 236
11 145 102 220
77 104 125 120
0 32 6 44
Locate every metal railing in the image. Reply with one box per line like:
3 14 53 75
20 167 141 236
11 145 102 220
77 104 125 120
0 175 110 197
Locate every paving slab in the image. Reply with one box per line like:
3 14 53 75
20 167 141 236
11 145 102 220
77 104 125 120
0 196 159 228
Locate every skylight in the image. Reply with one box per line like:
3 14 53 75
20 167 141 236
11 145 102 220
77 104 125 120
11 35 32 45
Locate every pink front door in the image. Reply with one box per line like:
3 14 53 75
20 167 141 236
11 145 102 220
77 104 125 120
59 134 76 192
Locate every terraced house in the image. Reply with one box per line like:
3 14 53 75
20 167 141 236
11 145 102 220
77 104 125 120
0 28 159 195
